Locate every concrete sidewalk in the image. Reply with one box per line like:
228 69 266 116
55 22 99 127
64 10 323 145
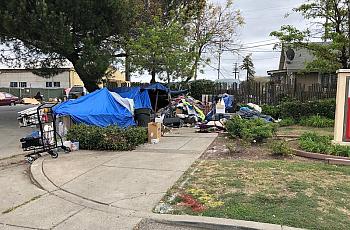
0 128 219 229
0 128 303 230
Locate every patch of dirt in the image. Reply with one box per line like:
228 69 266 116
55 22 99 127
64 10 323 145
201 134 299 161
200 134 317 163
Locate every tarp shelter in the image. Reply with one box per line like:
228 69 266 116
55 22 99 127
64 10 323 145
110 87 152 110
143 83 170 112
53 88 136 127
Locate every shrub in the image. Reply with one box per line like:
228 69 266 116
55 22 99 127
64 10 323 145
225 116 277 143
189 80 216 100
261 104 281 119
279 117 296 127
280 99 335 120
299 115 334 128
298 132 350 157
270 140 292 156
66 124 147 151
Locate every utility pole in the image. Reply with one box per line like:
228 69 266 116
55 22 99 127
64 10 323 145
233 62 239 80
324 0 329 42
217 42 222 80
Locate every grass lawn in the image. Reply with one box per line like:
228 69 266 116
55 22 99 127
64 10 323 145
277 125 334 137
160 158 350 230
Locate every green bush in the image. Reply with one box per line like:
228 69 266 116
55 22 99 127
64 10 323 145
189 80 216 100
66 124 147 151
260 99 335 121
279 117 296 127
299 115 334 128
299 132 350 157
280 99 335 120
270 140 292 156
225 116 277 143
261 104 282 119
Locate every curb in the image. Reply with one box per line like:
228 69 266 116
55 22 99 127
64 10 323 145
145 214 305 230
291 147 350 166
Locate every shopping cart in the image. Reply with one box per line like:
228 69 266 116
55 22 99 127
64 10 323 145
19 103 70 163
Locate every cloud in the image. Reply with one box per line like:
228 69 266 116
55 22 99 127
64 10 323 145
199 0 307 81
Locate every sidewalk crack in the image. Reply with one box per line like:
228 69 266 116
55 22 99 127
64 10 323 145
50 207 86 229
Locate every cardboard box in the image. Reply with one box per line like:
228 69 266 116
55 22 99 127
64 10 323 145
148 122 161 143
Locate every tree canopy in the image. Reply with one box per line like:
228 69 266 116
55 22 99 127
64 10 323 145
270 0 350 73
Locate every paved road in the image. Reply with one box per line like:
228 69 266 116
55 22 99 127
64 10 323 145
0 105 35 159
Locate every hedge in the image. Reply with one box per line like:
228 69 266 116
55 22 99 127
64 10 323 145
261 98 336 120
66 124 147 151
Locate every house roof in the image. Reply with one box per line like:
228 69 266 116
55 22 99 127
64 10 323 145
268 42 330 75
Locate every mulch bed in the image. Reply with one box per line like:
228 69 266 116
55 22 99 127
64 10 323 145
201 133 315 163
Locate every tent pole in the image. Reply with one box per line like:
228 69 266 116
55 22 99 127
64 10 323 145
155 91 159 113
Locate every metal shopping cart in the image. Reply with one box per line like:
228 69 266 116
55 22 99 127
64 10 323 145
18 103 70 163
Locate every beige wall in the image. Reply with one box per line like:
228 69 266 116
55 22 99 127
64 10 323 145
334 69 350 145
0 70 70 88
69 69 84 87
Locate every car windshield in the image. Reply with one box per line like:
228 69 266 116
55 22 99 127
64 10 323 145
5 93 14 98
70 87 83 93
0 93 5 99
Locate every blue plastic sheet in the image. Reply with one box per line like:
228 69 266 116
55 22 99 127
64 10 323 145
53 88 136 127
111 87 152 110
144 83 169 93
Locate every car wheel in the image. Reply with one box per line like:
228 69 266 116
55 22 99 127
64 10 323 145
10 101 15 106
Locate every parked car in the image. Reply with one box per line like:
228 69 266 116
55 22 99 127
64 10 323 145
68 86 88 99
0 92 20 106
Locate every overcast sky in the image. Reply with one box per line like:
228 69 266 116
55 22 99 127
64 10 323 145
196 0 307 81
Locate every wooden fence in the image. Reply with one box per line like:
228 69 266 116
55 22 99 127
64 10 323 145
210 82 337 105
124 81 337 105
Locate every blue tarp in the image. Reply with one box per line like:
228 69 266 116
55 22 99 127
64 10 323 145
110 87 152 110
144 83 169 93
53 88 136 127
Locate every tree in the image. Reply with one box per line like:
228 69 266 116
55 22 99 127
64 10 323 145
270 0 350 73
240 54 255 81
187 0 244 81
127 15 195 83
0 0 135 92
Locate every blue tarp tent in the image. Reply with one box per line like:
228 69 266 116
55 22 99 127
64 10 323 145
143 83 169 93
53 88 136 127
110 87 152 110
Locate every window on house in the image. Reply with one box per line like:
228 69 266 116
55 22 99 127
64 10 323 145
46 82 53 88
19 82 27 88
53 82 61 87
10 82 18 88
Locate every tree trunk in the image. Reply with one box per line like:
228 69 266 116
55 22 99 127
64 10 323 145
73 64 100 93
150 68 156 83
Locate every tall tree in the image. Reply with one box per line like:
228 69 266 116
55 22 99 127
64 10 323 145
187 0 244 81
270 0 350 73
0 0 136 92
127 15 195 83
240 54 255 81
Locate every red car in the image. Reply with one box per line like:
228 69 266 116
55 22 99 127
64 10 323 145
0 92 20 106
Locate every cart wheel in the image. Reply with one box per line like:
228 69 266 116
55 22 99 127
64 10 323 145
26 157 34 164
48 150 58 159
64 147 71 153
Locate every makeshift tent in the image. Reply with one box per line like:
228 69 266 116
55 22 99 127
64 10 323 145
143 83 170 112
144 83 169 93
110 87 152 110
53 88 136 127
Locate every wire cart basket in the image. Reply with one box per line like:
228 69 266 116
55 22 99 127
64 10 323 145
18 103 70 163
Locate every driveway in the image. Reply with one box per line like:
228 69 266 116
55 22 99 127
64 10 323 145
0 104 34 159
